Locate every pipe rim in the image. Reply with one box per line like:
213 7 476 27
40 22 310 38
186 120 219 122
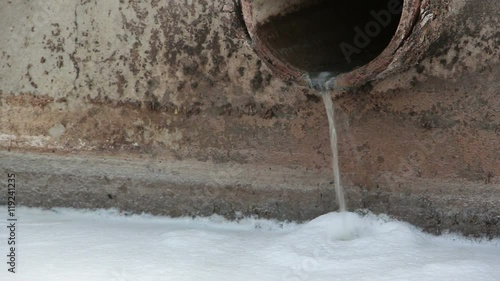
241 0 422 88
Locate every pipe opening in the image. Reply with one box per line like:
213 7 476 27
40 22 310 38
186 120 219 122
254 0 404 76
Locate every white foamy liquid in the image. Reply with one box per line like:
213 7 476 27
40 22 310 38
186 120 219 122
2 207 499 281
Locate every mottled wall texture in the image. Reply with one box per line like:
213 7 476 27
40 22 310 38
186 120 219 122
0 0 499 237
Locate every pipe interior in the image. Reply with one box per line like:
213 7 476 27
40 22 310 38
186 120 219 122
256 0 403 75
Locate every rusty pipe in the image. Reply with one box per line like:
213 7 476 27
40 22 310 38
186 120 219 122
241 0 424 89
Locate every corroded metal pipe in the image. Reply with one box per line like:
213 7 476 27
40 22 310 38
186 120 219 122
241 0 422 88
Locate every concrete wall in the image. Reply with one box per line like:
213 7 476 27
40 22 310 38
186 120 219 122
0 0 499 237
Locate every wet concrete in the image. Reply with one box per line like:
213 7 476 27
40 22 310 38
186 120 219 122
1 150 499 238
0 0 499 237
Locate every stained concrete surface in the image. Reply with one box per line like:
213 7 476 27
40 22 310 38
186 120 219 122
1 150 499 238
0 0 499 237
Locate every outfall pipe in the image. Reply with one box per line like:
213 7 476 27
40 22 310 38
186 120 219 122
241 0 422 89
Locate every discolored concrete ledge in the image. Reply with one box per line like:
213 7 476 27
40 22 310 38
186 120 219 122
1 151 499 238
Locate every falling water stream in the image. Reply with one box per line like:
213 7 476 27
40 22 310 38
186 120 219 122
321 91 346 212
308 72 346 212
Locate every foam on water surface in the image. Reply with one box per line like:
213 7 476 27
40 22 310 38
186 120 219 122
1 207 499 281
